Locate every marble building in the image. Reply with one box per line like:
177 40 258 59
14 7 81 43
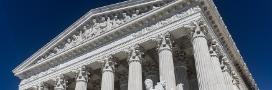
12 0 258 90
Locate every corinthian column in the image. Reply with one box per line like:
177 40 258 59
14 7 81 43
128 45 143 90
191 21 218 90
101 56 115 90
54 75 67 90
209 40 228 90
75 66 89 90
157 32 176 90
221 57 235 90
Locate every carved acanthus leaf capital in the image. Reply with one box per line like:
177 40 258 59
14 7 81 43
128 44 144 64
221 56 231 72
102 55 116 73
157 32 173 52
54 75 67 90
189 21 208 40
76 66 90 82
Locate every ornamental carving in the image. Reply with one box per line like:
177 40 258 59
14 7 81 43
35 5 163 64
132 7 201 38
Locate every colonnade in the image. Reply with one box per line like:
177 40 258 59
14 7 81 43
33 23 239 90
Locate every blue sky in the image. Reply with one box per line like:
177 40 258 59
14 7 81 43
0 0 271 90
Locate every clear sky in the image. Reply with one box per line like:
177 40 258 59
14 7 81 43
0 0 271 90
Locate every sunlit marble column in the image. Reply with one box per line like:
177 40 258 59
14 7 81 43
101 56 115 90
157 32 176 90
128 45 143 90
75 66 89 90
221 57 235 90
54 75 67 90
191 22 218 90
209 40 228 90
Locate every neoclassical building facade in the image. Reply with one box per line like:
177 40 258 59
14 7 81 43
13 0 258 90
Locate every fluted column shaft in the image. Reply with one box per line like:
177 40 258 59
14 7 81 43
101 57 115 90
209 45 228 90
191 22 218 90
75 66 89 90
158 33 176 90
128 45 143 90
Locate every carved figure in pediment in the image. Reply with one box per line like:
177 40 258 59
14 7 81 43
47 51 56 58
71 31 84 46
63 38 72 50
53 47 60 54
99 17 107 33
106 17 113 31
71 35 78 46
123 13 131 22
83 25 90 39
78 31 84 41
37 57 45 63
89 19 100 37
112 16 122 28
132 10 140 18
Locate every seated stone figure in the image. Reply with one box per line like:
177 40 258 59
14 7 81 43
145 79 166 90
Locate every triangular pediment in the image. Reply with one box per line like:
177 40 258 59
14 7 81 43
13 0 177 79
13 0 259 89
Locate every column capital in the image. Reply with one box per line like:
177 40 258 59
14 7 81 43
209 46 219 58
231 71 240 84
157 32 173 52
221 57 231 72
102 55 116 73
128 44 143 64
209 39 223 58
76 66 90 82
190 21 207 40
54 75 68 90
36 82 48 90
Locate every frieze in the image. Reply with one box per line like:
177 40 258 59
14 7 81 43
132 7 201 38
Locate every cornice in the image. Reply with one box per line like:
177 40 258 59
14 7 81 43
198 0 258 89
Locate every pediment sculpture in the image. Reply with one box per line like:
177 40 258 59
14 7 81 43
34 6 161 64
